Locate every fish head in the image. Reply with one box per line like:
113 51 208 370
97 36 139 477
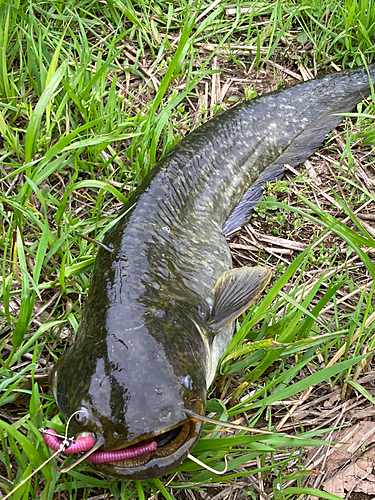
49 304 209 478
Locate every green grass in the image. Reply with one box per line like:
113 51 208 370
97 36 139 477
0 0 374 498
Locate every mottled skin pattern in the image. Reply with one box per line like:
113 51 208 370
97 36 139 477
51 65 375 479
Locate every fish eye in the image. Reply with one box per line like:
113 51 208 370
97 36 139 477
184 375 193 391
75 407 89 424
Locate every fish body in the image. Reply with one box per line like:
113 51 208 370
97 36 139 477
50 65 375 479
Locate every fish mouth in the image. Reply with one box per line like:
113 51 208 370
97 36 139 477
90 418 203 479
43 419 201 476
88 421 191 467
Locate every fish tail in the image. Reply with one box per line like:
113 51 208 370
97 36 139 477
223 63 375 237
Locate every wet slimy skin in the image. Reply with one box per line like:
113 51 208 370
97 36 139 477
48 65 375 479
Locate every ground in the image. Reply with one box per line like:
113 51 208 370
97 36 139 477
0 1 375 499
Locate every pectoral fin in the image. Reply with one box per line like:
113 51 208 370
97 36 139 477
208 266 271 333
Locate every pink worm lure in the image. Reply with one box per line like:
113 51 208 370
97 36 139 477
43 429 157 464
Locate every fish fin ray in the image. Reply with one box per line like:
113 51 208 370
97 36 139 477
208 266 271 333
223 72 375 237
223 164 285 237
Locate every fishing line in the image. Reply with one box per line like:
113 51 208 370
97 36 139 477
2 409 102 497
52 436 105 472
2 421 79 500
45 409 104 473
2 448 62 500
67 409 85 433
187 453 228 475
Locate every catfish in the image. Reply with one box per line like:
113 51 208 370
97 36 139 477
44 64 375 479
